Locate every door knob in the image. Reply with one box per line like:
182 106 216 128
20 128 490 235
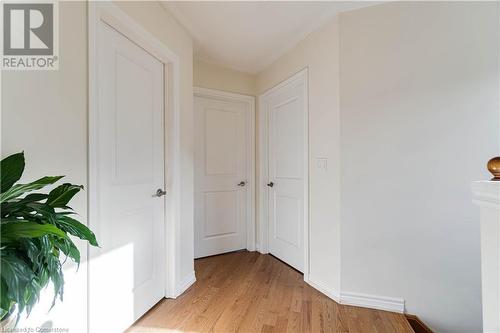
267 182 274 187
237 181 246 187
155 189 167 197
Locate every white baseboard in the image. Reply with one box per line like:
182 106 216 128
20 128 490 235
340 291 405 313
175 271 196 297
305 276 404 314
306 276 340 302
255 243 269 254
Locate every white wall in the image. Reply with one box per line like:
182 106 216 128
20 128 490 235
339 2 499 332
194 59 256 96
256 17 342 296
1 1 194 331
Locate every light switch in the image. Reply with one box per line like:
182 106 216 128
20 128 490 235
316 158 328 171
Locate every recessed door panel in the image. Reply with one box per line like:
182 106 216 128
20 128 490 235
114 53 154 184
205 191 238 237
274 194 301 247
205 108 238 175
273 97 302 179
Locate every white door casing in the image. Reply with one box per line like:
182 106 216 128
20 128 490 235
259 69 309 274
89 20 165 333
194 88 255 258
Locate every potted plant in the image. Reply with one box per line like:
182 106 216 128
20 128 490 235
0 152 99 329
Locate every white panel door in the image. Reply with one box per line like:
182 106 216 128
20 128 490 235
90 21 165 333
267 79 306 272
194 95 248 258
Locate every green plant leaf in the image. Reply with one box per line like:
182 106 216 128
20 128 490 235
1 193 49 218
55 215 99 247
45 254 64 309
22 193 49 202
25 203 58 224
46 183 83 208
1 222 67 242
1 152 25 193
0 176 64 203
0 217 23 224
1 254 34 314
21 239 43 270
24 278 42 316
0 153 99 319
52 237 80 265
36 266 49 290
0 279 12 320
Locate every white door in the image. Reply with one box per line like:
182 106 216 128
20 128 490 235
265 75 307 272
194 94 250 258
90 21 165 333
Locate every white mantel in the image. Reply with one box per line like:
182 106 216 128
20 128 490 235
472 181 500 333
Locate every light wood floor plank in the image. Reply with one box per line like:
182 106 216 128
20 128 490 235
128 251 414 333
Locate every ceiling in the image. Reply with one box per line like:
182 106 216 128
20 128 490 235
162 1 379 74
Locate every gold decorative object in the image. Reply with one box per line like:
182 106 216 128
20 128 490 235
487 157 500 181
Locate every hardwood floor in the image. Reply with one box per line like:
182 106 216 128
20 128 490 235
128 251 414 333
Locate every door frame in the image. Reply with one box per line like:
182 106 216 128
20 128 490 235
258 68 309 280
88 1 183 304
193 87 256 252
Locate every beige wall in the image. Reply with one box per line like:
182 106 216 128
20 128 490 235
256 17 342 295
1 1 193 331
255 2 499 332
1 2 89 331
339 2 499 332
194 59 256 96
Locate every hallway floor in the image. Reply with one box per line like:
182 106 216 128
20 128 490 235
129 251 414 333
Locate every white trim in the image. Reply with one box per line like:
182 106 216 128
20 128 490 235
193 87 256 252
194 87 254 105
339 291 406 314
306 276 340 303
258 68 309 280
88 1 183 312
306 276 406 315
472 181 500 207
175 271 197 296
472 180 500 331
258 94 269 255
